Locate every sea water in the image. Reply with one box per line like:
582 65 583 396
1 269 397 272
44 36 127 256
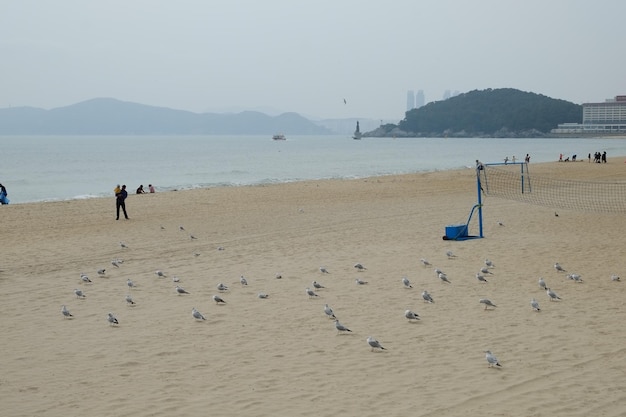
2 135 626 204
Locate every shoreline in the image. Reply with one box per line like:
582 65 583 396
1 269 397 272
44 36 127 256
1 157 625 417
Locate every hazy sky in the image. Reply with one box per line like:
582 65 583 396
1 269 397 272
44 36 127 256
1 0 624 121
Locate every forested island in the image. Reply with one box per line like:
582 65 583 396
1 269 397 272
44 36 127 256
366 88 582 138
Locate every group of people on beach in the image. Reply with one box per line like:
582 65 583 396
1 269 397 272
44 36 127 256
559 151 607 163
114 183 155 219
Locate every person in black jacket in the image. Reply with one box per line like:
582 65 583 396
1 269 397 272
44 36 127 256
116 185 129 220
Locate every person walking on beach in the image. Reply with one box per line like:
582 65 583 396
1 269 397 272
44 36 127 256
0 183 9 205
116 185 129 220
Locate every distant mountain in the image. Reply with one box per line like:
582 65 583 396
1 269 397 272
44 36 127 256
0 98 332 135
367 88 582 138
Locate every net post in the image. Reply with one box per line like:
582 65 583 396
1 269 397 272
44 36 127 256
476 163 484 238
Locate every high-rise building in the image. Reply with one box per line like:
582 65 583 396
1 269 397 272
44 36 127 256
552 95 626 134
407 90 415 111
415 90 425 108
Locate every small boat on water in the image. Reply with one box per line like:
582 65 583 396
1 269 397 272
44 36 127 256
352 121 362 140
272 134 286 141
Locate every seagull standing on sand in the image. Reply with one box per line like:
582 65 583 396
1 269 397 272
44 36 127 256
546 287 561 301
125 294 135 305
355 278 368 285
80 273 92 283
217 283 229 292
402 277 412 288
155 270 166 278
312 281 325 290
61 305 73 318
335 319 352 333
111 260 120 268
175 285 189 295
107 312 119 326
422 290 434 303
530 298 540 311
240 276 248 286
567 273 583 283
611 274 621 282
420 258 431 267
485 350 502 367
405 310 420 321
367 336 386 351
324 304 336 319
538 277 547 290
127 279 135 290
485 259 495 268
479 298 497 310
306 288 319 298
446 250 456 259
439 272 451 284
257 292 269 299
554 263 566 272
120 241 128 249
97 269 106 276
74 289 86 298
192 308 206 320
480 267 493 275
354 263 367 271
319 267 330 274
213 295 226 304
476 273 488 283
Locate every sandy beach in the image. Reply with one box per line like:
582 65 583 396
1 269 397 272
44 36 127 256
1 158 625 417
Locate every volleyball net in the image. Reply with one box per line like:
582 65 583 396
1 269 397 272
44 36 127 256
479 163 626 213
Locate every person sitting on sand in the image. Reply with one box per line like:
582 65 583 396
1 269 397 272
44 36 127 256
136 185 146 194
149 184 155 193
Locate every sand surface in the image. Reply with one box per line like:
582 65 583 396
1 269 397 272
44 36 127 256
1 158 625 417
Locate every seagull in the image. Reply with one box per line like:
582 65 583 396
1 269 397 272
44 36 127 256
125 294 135 305
312 281 325 290
306 287 319 298
480 267 493 275
192 307 206 320
420 258 432 267
405 310 420 321
217 246 225 251
127 279 135 289
107 312 119 326
175 285 189 295
422 290 434 303
567 273 583 283
97 269 106 276
367 336 386 351
61 305 73 318
217 283 229 292
474 273 488 283
155 270 166 278
538 277 547 290
484 259 495 268
438 272 451 283
190 234 197 240
319 266 330 274
212 294 226 304
402 277 412 288
172 276 180 282
497 221 505 226
179 225 185 231
324 304 336 319
257 292 269 299
546 287 561 301
485 350 502 367
434 268 444 276
530 298 540 311
479 298 497 310
111 260 120 268
240 276 248 286
355 278 368 285
611 274 621 282
80 273 91 283
120 241 128 249
446 250 456 259
554 263 566 272
354 263 367 271
275 273 282 279
554 211 559 217
74 289 86 298
334 319 352 333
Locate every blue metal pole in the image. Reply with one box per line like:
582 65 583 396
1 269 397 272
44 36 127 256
477 168 484 238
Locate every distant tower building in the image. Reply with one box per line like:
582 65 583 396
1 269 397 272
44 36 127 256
443 90 451 100
407 90 415 111
415 90 425 108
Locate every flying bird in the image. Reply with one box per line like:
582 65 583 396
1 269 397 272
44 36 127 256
485 350 502 367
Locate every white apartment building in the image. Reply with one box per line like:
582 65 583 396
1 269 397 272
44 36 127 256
552 95 626 134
